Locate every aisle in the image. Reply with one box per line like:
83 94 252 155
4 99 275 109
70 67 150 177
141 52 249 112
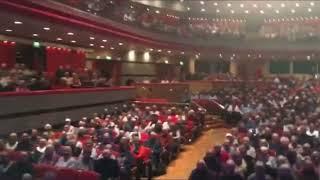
156 128 229 180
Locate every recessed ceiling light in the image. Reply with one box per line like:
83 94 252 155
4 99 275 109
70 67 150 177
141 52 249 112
200 1 204 5
14 21 22 25
149 48 154 51
201 8 206 12
130 5 134 9
5 29 12 32
310 2 315 6
231 10 235 14
32 33 39 37
89 37 95 40
89 44 94 46
165 60 169 64
308 8 312 12
158 49 162 52
181 51 185 54
267 4 272 8
291 9 295 13
155 10 160 14
187 7 190 11
102 39 107 42
281 3 285 8
253 4 257 8
118 42 123 46
296 3 300 7
275 10 279 14
227 3 231 7
260 10 264 14
213 2 218 6
110 47 115 50
67 32 74 36
56 37 62 41
245 10 249 14
43 27 50 31
100 45 105 48
167 50 171 53
71 40 76 43
240 4 244 8
216 9 220 13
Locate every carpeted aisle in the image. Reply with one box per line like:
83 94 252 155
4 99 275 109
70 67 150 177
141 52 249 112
156 128 229 180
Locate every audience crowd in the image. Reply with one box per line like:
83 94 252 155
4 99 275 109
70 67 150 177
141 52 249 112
189 77 320 180
0 103 205 179
0 63 50 92
260 20 320 42
0 63 113 92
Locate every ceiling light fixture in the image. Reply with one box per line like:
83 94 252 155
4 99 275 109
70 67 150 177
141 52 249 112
43 27 50 31
100 45 105 48
157 49 162 52
155 10 160 14
187 7 190 11
245 10 249 14
110 47 115 50
67 32 74 35
281 3 285 8
167 50 171 53
296 3 300 7
89 37 95 40
267 4 272 8
213 2 218 6
253 4 257 8
181 51 185 54
56 37 62 41
275 10 280 14
89 44 94 46
216 9 220 13
200 1 204 5
118 42 123 46
71 40 76 43
310 2 315 6
260 10 264 14
14 21 22 25
102 39 107 42
5 29 12 32
308 8 312 12
32 33 39 37
240 4 244 8
291 9 295 13
201 8 206 12
231 10 235 14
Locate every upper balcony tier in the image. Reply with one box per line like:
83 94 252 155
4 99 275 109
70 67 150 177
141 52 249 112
4 0 320 51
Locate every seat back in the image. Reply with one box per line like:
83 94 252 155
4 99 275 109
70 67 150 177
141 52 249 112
78 170 100 180
56 168 79 180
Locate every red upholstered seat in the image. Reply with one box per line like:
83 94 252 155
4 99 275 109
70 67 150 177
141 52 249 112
33 164 58 178
56 168 79 180
77 170 100 180
8 151 23 161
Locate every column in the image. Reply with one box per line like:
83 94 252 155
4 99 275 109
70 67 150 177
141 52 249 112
189 58 195 74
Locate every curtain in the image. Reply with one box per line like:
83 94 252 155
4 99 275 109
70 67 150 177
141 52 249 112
46 48 85 76
0 41 16 67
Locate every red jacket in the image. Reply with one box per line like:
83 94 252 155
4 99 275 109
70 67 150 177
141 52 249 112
132 146 151 161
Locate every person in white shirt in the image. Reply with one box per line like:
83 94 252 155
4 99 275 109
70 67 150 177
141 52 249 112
55 146 78 169
306 123 319 138
5 133 18 151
